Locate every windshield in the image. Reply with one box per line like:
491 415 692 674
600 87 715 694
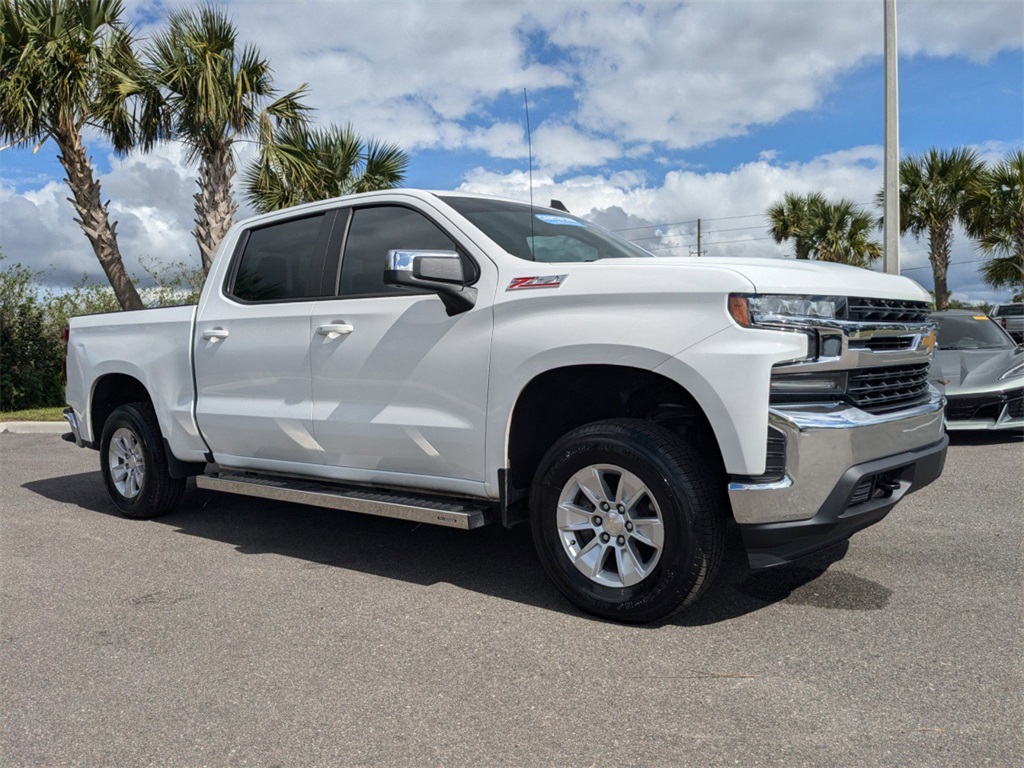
933 314 1015 350
439 196 654 263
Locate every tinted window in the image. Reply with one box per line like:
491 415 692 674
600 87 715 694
230 214 326 302
339 206 459 297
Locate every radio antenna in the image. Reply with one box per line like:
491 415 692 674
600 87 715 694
524 88 536 259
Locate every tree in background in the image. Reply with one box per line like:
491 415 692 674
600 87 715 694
0 254 64 410
767 192 825 260
885 147 985 311
243 122 409 213
144 4 311 273
768 192 881 267
963 149 1024 298
0 0 158 310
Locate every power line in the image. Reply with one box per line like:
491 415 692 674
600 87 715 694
900 257 989 272
702 236 775 246
703 224 765 235
612 219 697 234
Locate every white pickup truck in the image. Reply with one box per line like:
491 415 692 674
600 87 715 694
64 190 948 622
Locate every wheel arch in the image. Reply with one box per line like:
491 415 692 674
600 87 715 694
90 373 153 445
504 364 727 521
89 374 204 479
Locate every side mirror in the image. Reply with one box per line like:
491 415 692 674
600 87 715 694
384 250 477 316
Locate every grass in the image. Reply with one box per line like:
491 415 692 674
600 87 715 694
0 406 65 422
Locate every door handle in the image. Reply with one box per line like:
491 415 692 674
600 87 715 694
201 328 229 341
317 323 354 339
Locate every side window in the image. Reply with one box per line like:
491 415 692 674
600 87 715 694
339 206 460 298
229 213 327 302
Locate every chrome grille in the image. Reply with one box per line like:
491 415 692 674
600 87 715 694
849 336 917 351
847 362 931 413
847 298 931 324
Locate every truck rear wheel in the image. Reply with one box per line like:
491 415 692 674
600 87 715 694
530 419 725 623
100 403 185 519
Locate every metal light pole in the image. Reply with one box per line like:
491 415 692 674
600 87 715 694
883 0 901 275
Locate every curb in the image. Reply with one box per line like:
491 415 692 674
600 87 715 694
0 421 69 435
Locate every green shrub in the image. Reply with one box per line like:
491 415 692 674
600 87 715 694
0 260 64 410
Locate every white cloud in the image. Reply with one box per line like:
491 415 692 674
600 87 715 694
122 1 1022 158
531 123 623 175
2 143 201 286
900 0 1024 63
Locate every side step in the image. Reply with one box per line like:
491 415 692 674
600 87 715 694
196 470 495 530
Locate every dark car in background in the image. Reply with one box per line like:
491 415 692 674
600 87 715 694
990 303 1024 343
931 310 1024 431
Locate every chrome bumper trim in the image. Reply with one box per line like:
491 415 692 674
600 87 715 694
728 387 946 525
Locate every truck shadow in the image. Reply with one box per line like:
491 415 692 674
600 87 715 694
24 472 890 626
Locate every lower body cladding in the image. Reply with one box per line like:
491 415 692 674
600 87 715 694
729 388 948 569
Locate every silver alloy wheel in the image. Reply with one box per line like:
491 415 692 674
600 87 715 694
108 427 145 499
555 464 665 587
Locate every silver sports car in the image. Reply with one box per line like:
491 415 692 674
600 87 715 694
931 310 1024 431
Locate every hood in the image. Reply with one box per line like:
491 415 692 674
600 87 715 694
598 256 932 302
934 346 1024 392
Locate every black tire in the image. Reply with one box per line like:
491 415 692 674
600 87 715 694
530 418 726 623
99 402 185 519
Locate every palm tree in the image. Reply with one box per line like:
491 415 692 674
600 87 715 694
145 4 311 273
963 149 1023 294
768 193 881 267
0 0 148 310
243 122 409 213
808 199 882 267
768 192 826 260
886 147 985 310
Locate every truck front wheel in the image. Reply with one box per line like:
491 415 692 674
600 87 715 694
530 419 725 623
100 403 185 519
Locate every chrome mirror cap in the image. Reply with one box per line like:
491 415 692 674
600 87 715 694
386 249 458 272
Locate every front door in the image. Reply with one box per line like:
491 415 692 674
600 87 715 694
309 204 493 486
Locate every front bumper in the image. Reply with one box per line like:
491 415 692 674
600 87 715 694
729 387 947 568
944 387 1023 431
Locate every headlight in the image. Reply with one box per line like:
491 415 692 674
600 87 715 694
728 294 840 328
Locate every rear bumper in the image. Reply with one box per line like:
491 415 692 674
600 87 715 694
728 387 947 568
62 406 91 448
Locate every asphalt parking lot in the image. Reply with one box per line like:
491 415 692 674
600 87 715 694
1 430 1021 767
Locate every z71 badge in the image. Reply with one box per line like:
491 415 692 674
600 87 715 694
507 275 567 291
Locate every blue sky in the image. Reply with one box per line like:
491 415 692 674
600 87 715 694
1 0 1021 302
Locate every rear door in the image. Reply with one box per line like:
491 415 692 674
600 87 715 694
193 211 337 468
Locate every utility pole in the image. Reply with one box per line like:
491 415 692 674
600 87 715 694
690 219 705 257
883 0 901 275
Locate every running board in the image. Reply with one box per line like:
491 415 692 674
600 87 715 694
196 471 495 530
